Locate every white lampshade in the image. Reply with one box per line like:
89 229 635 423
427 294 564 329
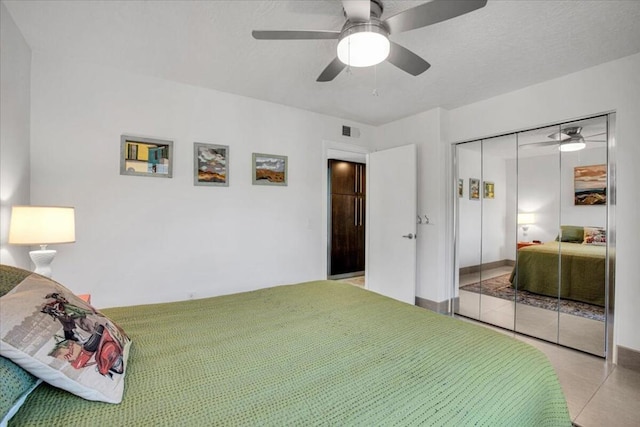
9 206 76 245
517 213 535 225
337 24 390 67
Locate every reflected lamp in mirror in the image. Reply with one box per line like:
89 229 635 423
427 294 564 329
8 206 76 278
517 213 535 241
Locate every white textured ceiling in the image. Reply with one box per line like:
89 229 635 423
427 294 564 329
4 0 640 126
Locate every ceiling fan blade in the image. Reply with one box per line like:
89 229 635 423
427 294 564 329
520 141 559 149
549 130 606 141
317 57 347 82
341 0 370 22
252 30 340 40
583 132 606 139
386 42 430 76
385 0 487 34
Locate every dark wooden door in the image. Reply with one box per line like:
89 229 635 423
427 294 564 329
330 160 357 195
329 160 366 276
331 194 358 275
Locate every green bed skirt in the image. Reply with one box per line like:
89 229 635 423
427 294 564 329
11 281 570 426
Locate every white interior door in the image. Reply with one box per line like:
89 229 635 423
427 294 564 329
366 144 417 304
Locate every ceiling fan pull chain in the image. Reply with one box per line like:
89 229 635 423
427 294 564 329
372 64 379 96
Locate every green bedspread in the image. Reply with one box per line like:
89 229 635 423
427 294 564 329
11 281 570 426
510 241 606 306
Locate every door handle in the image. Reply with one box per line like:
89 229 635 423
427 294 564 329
402 233 414 239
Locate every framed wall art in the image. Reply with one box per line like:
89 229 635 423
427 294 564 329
194 143 229 186
252 153 287 186
574 164 606 205
458 179 463 197
469 178 480 200
483 181 495 199
120 135 173 178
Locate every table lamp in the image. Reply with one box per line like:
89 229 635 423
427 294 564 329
517 213 535 241
8 206 76 278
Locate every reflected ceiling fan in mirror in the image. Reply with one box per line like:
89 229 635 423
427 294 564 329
252 0 488 82
521 127 606 152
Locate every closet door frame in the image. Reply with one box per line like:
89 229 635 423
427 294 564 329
452 112 615 360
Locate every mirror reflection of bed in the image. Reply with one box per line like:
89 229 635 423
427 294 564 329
454 114 613 358
511 238 606 353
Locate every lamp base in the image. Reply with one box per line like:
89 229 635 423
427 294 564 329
29 249 57 278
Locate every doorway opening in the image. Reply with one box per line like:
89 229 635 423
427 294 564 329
328 159 366 280
322 141 369 287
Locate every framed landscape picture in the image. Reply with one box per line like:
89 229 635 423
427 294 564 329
458 179 463 197
574 164 606 205
483 181 495 199
194 143 229 186
469 178 480 200
252 153 287 186
120 135 173 178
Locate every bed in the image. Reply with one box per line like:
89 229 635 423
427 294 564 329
1 265 570 426
509 241 606 306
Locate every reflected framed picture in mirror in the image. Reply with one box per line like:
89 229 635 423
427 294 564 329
484 181 495 199
469 178 480 200
120 135 173 178
458 179 463 197
574 164 606 205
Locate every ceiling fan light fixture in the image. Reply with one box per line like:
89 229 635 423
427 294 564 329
559 139 586 152
337 23 390 67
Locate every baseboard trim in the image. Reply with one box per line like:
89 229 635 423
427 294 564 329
416 297 452 314
328 271 364 280
617 345 640 372
459 259 515 276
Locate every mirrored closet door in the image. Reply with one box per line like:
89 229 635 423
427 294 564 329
454 114 614 357
455 135 517 330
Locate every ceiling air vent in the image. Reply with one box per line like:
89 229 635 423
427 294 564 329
342 125 351 137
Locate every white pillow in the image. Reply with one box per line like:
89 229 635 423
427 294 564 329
0 274 131 404
582 226 606 246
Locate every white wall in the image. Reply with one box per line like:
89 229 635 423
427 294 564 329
448 53 640 354
0 2 31 269
29 53 373 308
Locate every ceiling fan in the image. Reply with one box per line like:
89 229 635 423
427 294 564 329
521 127 607 152
252 0 488 82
